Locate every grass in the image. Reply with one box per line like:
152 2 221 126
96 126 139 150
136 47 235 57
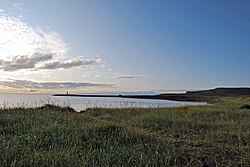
0 100 250 166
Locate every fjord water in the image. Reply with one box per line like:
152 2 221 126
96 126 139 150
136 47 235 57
0 93 206 111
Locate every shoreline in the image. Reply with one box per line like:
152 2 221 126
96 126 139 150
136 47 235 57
53 93 214 103
53 87 250 104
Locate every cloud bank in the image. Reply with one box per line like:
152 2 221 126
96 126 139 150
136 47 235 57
0 53 102 71
39 57 103 70
0 78 113 89
0 53 53 71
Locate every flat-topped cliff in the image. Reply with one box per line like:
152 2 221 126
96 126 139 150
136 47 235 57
186 87 250 95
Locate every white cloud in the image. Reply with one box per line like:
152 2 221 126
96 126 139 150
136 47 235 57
0 9 4 13
0 12 103 72
0 10 145 92
0 13 68 61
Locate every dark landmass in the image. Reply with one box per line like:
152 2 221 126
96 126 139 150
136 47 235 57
53 87 250 104
159 87 250 103
186 87 250 95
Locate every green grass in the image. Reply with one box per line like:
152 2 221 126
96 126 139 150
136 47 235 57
0 102 250 166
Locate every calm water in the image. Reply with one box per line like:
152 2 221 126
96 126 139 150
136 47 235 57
0 93 206 111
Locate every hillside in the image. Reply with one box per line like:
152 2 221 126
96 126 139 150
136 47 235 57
158 87 250 103
186 87 250 95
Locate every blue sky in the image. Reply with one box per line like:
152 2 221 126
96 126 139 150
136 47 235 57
0 0 249 93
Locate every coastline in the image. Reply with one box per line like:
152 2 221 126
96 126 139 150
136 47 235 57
53 93 214 103
53 87 250 104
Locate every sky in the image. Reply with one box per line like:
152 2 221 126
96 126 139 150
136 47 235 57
0 0 249 94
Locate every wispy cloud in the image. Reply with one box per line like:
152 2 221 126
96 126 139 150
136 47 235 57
11 3 25 12
216 75 250 83
114 73 146 79
216 76 237 82
0 13 67 60
39 57 103 70
0 78 113 89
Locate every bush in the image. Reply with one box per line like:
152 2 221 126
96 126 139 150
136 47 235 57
38 104 76 112
241 104 250 109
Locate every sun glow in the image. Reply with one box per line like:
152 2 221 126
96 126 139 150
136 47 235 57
0 13 67 61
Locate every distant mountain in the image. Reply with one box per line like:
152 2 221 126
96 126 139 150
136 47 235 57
186 87 250 95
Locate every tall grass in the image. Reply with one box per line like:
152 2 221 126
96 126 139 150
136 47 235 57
0 102 250 166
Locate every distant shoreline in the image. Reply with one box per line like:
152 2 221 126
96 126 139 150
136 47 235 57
52 93 213 103
53 87 250 104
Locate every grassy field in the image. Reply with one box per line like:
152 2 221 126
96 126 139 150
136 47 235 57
0 99 250 166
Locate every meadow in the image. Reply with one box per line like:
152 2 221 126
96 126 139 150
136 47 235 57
0 97 250 166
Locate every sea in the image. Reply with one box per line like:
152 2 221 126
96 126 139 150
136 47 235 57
0 93 206 112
